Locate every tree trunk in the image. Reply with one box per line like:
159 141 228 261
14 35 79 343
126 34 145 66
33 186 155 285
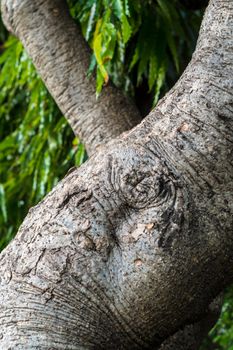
0 0 232 349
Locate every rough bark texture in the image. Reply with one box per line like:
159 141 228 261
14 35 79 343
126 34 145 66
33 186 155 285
159 295 222 350
0 0 232 349
1 0 141 155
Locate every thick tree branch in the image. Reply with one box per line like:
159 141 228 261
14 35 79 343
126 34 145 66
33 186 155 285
1 0 141 155
0 0 232 349
160 295 222 350
139 0 233 202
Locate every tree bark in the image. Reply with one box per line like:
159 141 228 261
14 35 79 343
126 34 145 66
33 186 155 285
159 295 222 350
1 0 141 156
0 0 232 349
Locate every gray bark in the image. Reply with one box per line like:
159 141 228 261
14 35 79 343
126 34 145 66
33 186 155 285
0 0 232 349
1 0 141 156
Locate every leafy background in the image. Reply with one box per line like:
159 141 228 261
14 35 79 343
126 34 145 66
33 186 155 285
0 0 232 348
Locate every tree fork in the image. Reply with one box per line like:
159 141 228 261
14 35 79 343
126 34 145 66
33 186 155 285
0 0 232 349
1 0 141 156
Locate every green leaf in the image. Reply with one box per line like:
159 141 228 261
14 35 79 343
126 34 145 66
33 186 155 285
0 184 7 222
85 3 96 41
75 143 86 166
113 0 131 43
148 54 158 91
122 14 132 43
129 46 140 71
113 0 123 20
87 53 97 77
93 19 109 89
96 66 105 96
153 61 167 106
124 0 130 16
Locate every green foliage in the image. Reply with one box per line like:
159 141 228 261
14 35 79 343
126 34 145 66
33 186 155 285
211 288 233 349
0 35 85 250
200 288 233 350
68 0 202 102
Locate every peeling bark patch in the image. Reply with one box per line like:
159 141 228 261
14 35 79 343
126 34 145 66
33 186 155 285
177 122 190 132
146 223 155 231
134 259 143 267
131 224 144 241
73 233 95 251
